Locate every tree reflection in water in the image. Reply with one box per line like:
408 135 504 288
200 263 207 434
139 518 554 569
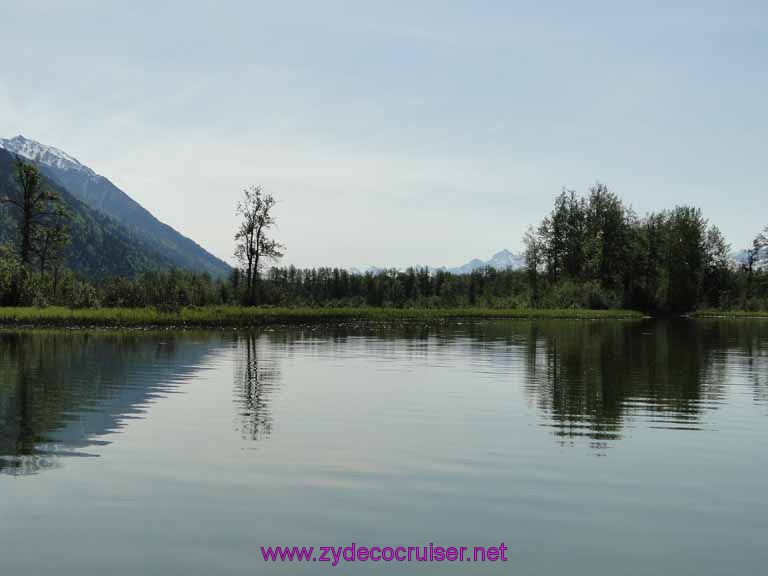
0 331 219 476
1 320 766 474
233 332 281 441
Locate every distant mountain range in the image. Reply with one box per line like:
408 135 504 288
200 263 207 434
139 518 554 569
448 248 761 275
6 134 757 281
0 135 229 277
442 249 524 274
353 249 525 275
732 247 768 271
356 246 766 276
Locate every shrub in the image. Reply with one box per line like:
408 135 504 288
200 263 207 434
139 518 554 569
67 280 100 309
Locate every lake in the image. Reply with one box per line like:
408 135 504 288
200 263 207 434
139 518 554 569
1 319 767 575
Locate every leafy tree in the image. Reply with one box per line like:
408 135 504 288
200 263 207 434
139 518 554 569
523 225 543 305
33 204 70 288
563 190 586 279
584 183 628 290
742 228 767 301
0 244 22 305
663 206 707 311
1 158 65 266
640 212 666 309
702 225 731 308
521 185 744 312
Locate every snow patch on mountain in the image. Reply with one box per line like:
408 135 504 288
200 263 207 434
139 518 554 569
440 250 523 274
732 248 768 271
352 250 525 275
0 135 96 177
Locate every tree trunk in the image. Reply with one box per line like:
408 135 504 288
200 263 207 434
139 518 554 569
251 252 260 305
21 207 32 266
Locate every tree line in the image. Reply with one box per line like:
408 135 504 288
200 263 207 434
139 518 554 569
522 184 766 312
0 158 766 312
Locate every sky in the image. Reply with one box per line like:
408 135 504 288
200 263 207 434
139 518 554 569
1 1 766 269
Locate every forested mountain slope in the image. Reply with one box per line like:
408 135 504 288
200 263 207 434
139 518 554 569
0 148 174 278
0 135 230 277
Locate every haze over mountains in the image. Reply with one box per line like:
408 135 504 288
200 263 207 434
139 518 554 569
443 249 524 274
0 135 229 277
4 135 756 280
354 246 758 277
354 249 525 275
1 135 524 278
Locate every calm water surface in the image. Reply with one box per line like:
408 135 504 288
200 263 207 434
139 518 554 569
1 319 767 575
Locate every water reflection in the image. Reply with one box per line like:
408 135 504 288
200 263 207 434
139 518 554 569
244 319 767 451
522 319 767 448
0 331 221 475
233 333 280 441
1 319 766 475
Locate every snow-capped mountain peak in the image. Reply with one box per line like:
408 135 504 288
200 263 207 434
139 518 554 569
446 250 523 274
486 249 524 270
350 250 525 275
0 134 95 177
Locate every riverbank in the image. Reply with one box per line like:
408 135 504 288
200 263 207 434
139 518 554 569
0 306 644 328
691 309 768 318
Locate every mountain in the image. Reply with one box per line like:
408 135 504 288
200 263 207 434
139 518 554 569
0 148 174 277
732 248 768 271
0 135 229 277
352 250 525 275
445 249 524 274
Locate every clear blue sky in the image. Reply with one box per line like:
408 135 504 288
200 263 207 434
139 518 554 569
1 1 765 268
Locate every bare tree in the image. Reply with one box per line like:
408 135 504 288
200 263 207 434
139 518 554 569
234 186 285 304
1 157 64 266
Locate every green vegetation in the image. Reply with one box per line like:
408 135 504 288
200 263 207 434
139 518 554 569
522 184 767 313
0 306 643 328
1 154 766 317
1 136 230 276
0 148 175 281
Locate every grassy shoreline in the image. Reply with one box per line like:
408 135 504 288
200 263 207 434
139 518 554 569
0 306 644 329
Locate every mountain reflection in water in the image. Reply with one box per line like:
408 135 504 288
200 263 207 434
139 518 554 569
1 319 766 475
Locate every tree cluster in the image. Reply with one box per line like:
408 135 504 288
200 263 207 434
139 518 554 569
0 159 70 305
1 171 766 313
522 184 764 312
257 265 530 308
